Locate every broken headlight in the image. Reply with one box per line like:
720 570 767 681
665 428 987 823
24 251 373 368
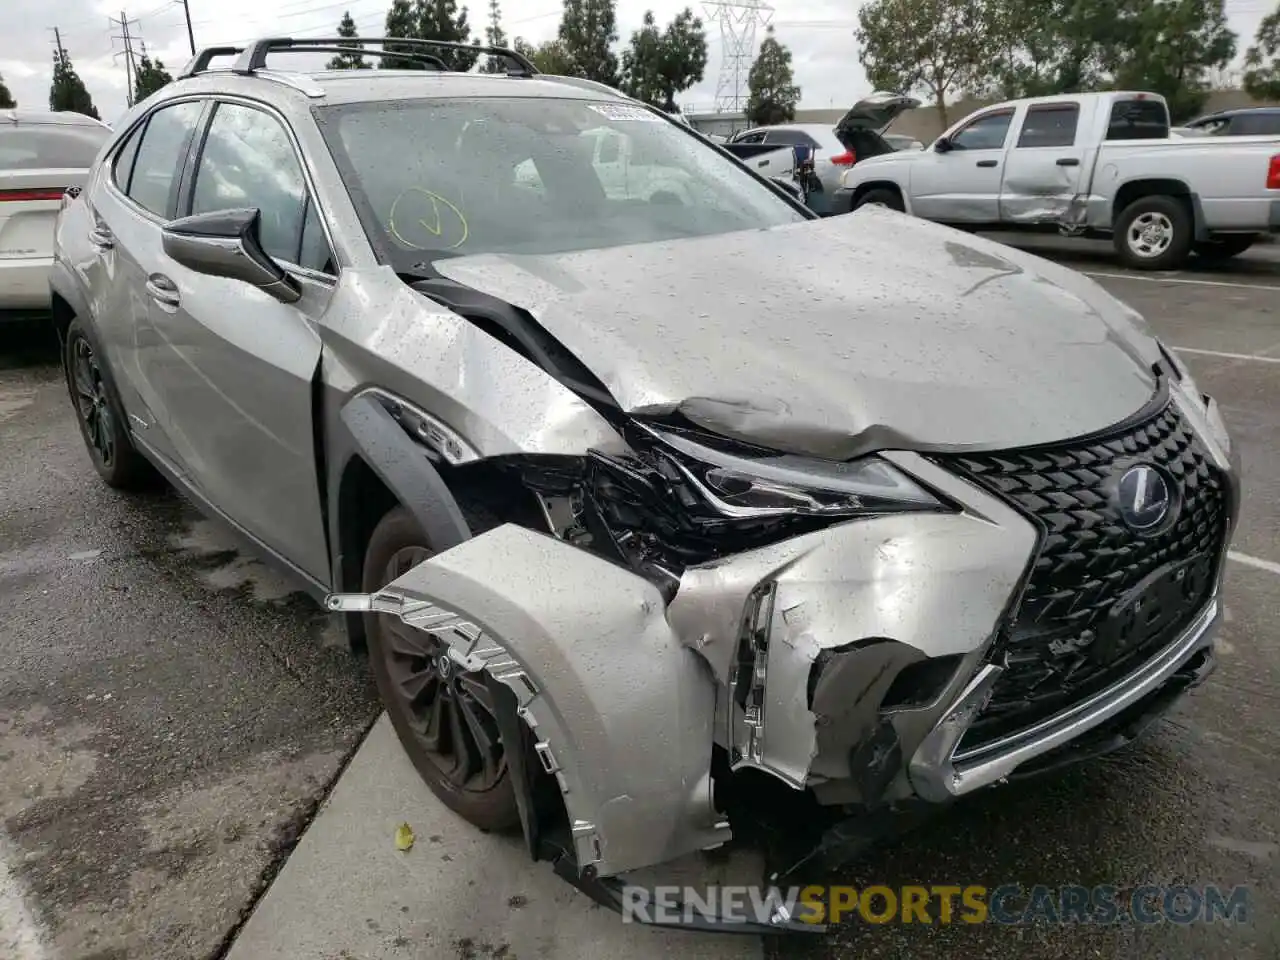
644 426 947 519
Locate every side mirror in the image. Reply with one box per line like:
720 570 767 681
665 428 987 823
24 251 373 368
934 137 952 153
770 176 804 201
162 208 301 304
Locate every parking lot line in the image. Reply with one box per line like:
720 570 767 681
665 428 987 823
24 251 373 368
1229 551 1280 577
1173 347 1280 364
1083 271 1280 292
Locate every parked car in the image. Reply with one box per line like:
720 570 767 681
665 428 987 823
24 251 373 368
835 91 1280 270
726 92 921 214
884 133 924 151
1181 106 1280 138
53 37 1239 929
1 109 112 321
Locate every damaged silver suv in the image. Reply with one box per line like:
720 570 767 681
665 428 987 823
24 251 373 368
52 36 1239 930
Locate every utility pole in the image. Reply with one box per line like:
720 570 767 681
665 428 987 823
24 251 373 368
109 10 140 106
180 0 196 55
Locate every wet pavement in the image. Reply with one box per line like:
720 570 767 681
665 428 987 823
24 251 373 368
0 328 380 959
1 238 1278 960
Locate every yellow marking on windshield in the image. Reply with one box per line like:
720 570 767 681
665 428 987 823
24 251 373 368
388 187 469 250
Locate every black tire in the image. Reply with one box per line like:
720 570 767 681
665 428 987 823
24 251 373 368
1113 195 1194 271
854 187 905 212
1193 235 1256 262
362 505 520 832
62 318 157 490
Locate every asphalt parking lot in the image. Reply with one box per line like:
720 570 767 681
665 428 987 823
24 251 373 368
1 236 1278 960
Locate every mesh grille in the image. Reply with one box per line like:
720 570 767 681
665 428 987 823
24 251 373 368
938 397 1228 749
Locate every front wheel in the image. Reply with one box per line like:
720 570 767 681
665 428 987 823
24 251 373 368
362 506 520 831
854 188 905 212
1113 196 1194 271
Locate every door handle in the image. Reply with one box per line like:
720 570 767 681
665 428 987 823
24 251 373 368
1056 157 1080 166
88 226 114 250
976 159 999 168
145 274 181 309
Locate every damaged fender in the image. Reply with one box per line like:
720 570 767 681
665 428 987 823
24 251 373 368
330 523 732 877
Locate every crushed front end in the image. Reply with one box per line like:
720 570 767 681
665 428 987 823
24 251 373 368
328 364 1238 930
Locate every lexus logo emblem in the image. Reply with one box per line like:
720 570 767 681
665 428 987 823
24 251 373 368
1116 464 1173 531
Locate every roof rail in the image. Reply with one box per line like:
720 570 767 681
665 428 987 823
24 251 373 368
177 45 244 79
228 36 538 77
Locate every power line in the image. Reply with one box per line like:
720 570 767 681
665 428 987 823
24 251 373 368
703 0 773 114
109 11 141 106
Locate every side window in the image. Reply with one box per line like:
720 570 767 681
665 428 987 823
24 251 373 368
111 123 144 192
126 101 205 216
949 111 1014 151
735 131 766 144
1017 104 1080 148
189 102 322 270
1233 113 1280 136
298 199 333 274
765 130 819 148
1106 100 1169 140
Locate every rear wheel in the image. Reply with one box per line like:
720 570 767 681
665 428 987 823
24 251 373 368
1113 195 1193 271
1193 235 1256 262
854 187 905 212
62 318 157 490
362 505 520 831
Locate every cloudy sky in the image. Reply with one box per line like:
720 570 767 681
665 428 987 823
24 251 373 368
1 0 1273 124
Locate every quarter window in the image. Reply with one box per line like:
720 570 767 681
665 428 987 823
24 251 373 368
1017 104 1080 148
126 100 205 216
949 111 1014 151
1232 113 1280 136
190 102 331 273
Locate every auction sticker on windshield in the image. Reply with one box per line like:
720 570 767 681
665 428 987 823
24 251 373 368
587 103 663 121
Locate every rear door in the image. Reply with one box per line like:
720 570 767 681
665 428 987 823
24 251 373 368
144 97 333 581
998 100 1089 223
0 120 110 308
88 98 209 468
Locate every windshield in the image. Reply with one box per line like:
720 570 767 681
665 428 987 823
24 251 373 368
315 96 809 266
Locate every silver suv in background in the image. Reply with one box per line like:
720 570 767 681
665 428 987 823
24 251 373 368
1 110 111 320
51 37 1240 931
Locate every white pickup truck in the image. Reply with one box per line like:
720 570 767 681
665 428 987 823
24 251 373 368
835 91 1280 270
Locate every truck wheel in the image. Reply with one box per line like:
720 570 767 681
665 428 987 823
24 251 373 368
362 505 520 832
1114 196 1193 271
854 188 905 212
1193 235 1256 262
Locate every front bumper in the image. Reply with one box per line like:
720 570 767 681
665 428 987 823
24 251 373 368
328 381 1237 912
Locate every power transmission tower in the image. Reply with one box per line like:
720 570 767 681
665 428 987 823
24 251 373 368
110 10 141 106
703 0 773 114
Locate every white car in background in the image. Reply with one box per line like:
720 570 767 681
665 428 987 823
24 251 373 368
1 109 112 320
727 92 921 214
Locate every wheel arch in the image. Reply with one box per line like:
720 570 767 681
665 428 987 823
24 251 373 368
1112 179 1207 239
851 180 906 208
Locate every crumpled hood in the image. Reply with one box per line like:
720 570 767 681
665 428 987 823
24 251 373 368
434 208 1164 459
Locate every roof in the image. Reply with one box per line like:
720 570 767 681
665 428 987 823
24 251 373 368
1 109 110 128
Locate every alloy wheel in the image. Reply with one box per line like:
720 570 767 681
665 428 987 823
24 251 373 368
378 545 506 792
70 337 115 469
1126 211 1174 259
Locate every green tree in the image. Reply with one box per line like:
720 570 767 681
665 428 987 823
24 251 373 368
1244 4 1280 100
49 47 100 119
384 0 421 68
1113 0 1236 120
513 37 575 75
415 0 478 72
559 0 620 84
483 0 508 73
621 8 708 111
329 11 370 69
132 55 173 101
0 74 15 109
857 0 1000 127
745 26 800 126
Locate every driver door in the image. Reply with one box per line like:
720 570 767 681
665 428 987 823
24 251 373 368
910 108 1016 222
142 99 334 583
